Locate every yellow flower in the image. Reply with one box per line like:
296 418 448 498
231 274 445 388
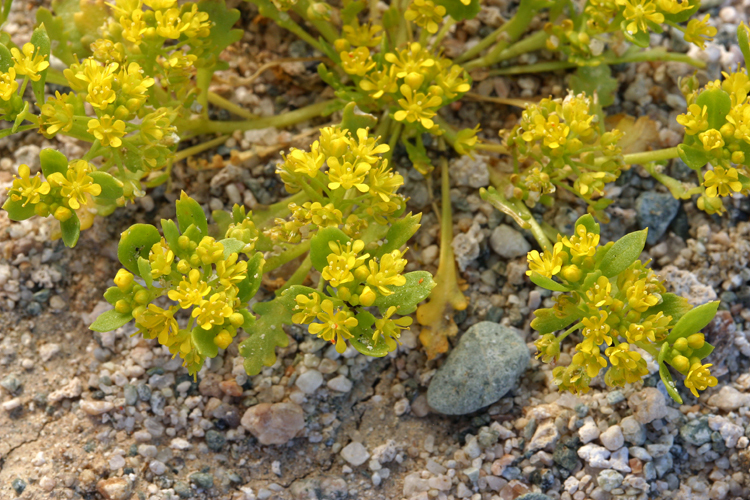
47 160 102 210
698 129 724 151
11 43 49 82
368 162 404 203
77 60 118 110
119 62 155 110
373 306 412 351
88 115 127 148
572 348 608 378
454 125 481 157
192 292 234 330
561 224 599 259
553 364 592 395
676 104 708 136
404 0 446 34
619 0 664 34
39 92 75 136
135 304 180 346
155 8 187 39
626 279 660 312
0 67 18 101
216 252 248 289
8 164 50 207
350 128 391 165
703 166 743 198
384 43 435 78
121 10 148 44
284 147 324 178
342 21 383 48
306 202 343 228
534 333 561 363
327 157 371 192
684 362 718 398
655 0 692 14
585 276 612 308
180 4 212 38
562 93 596 138
144 0 177 8
726 102 750 144
340 47 376 76
308 300 358 353
605 343 649 386
394 84 442 129
366 249 407 295
359 66 399 99
293 292 322 324
168 269 210 308
526 242 564 278
581 310 612 348
91 39 125 64
683 14 717 49
148 239 175 279
196 236 225 265
722 70 750 105
322 240 369 287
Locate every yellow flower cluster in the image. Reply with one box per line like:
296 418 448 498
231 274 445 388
271 126 405 243
528 218 717 400
506 93 625 211
676 68 750 214
113 232 253 374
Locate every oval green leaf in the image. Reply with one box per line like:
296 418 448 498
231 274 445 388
40 148 68 178
529 272 570 292
599 229 647 278
89 171 124 200
90 309 133 332
60 213 80 247
118 224 161 276
176 191 208 238
666 300 719 343
2 197 36 221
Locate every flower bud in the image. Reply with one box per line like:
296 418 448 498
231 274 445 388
337 287 352 301
671 355 690 373
404 72 425 90
353 265 369 281
178 235 190 249
359 286 376 307
731 151 745 164
53 206 73 221
229 312 245 328
114 269 135 292
176 260 191 274
334 38 350 52
115 299 131 314
214 330 233 350
673 337 688 352
687 333 705 350
134 289 151 305
561 265 582 282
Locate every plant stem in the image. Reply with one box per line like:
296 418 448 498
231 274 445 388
264 240 311 273
475 143 510 154
208 92 258 120
186 99 340 136
620 146 680 166
488 30 549 65
464 92 533 108
480 186 552 250
173 135 229 163
431 19 456 51
276 254 312 295
292 0 339 44
488 60 576 76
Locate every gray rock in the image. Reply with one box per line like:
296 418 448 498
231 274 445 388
427 322 529 415
628 388 668 424
1 375 21 394
189 472 214 489
635 192 680 244
597 470 623 492
516 494 553 500
341 442 370 466
528 421 559 452
137 383 151 402
620 416 646 446
680 419 711 446
124 385 137 406
553 443 579 470
173 481 192 498
707 386 750 411
660 265 717 306
12 478 26 495
205 430 226 451
490 225 531 259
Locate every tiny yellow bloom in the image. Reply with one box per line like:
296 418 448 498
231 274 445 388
684 362 718 398
619 0 664 35
605 343 649 386
192 292 234 330
373 306 412 351
526 242 564 278
626 279 660 312
327 157 371 192
366 249 407 295
11 43 49 82
581 310 612 348
88 115 127 148
698 129 725 151
148 239 175 279
561 224 600 259
0 67 18 101
216 252 248 289
8 164 50 207
404 0 446 34
534 333 561 363
703 166 743 197
168 269 210 308
136 304 180 346
585 276 613 308
340 47 376 76
322 240 369 287
155 8 187 39
47 160 102 210
196 236 225 265
394 84 442 129
683 14 717 49
308 299 358 353
39 91 75 136
293 292 322 324
676 104 708 136
572 348 608 378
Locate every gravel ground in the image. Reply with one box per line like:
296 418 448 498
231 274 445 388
3 0 750 499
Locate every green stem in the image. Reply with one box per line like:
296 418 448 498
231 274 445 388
185 99 340 136
245 0 327 53
431 19 456 51
620 147 680 166
641 162 697 200
196 67 212 117
173 135 229 163
488 60 576 76
609 48 705 68
480 187 552 250
489 30 549 65
264 240 311 273
292 0 339 44
510 198 552 251
558 322 583 342
385 120 402 163
208 92 258 120
276 254 312 295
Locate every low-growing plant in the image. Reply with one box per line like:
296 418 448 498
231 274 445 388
529 214 718 402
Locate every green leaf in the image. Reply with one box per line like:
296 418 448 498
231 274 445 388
739 23 750 69
239 287 304 375
117 224 161 276
691 341 715 360
90 309 133 332
373 212 421 258
599 229 647 278
696 88 732 131
237 252 264 303
213 209 233 237
192 326 219 358
621 22 650 47
137 257 153 288
2 197 36 221
677 144 710 170
529 272 571 292
435 0 481 21
40 148 68 178
644 293 692 324
0 43 12 72
161 219 183 258
30 24 51 105
175 192 208 239
310 227 350 273
340 102 377 134
349 311 390 357
90 171 124 200
60 213 80 247
666 300 719 343
373 271 435 315
197 0 242 60
219 237 245 259
574 214 600 236
662 2 698 23
581 270 603 293
12 100 29 133
569 65 618 108
239 308 256 329
531 308 578 335
658 362 683 404
103 286 128 306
